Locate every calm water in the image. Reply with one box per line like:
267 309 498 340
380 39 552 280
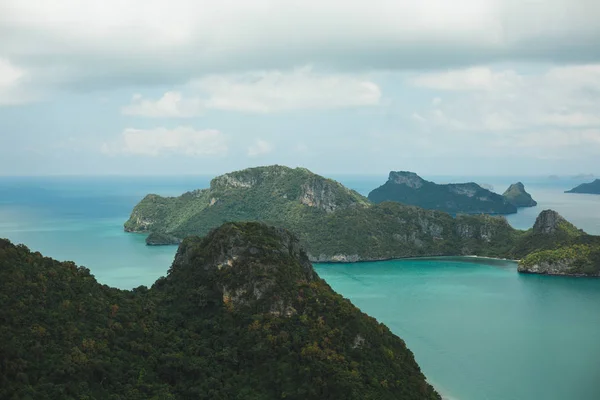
1 175 599 399
314 259 600 400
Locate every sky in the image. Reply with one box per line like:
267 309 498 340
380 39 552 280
1 0 600 177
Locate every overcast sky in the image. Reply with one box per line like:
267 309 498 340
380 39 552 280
1 0 600 176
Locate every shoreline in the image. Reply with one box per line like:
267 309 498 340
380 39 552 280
311 254 519 264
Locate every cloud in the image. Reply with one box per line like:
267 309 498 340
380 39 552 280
102 127 227 156
247 139 273 157
0 58 32 105
412 64 600 130
412 67 523 92
122 91 203 117
1 0 600 94
122 67 381 115
408 63 600 157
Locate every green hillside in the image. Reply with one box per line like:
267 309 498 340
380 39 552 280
0 223 440 399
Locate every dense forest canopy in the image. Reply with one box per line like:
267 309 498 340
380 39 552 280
0 223 440 399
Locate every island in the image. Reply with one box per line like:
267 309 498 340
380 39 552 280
502 182 537 207
0 223 440 399
565 179 600 194
125 165 600 276
367 171 517 215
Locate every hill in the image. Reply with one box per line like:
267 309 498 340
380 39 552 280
516 210 600 276
126 166 524 261
502 182 537 207
125 166 600 275
565 179 600 194
0 223 440 399
367 171 517 215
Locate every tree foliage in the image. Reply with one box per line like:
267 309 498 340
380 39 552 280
0 223 440 400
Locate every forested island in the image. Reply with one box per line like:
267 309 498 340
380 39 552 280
0 223 440 399
367 171 517 214
565 179 600 195
125 166 600 276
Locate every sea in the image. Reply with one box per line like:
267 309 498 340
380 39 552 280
1 174 599 400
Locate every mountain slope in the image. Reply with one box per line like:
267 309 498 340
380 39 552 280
0 224 440 399
565 179 600 194
502 182 537 207
367 171 517 215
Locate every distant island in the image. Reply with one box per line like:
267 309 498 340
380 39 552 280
367 171 517 215
565 179 600 195
0 223 440 399
125 165 600 276
502 182 537 207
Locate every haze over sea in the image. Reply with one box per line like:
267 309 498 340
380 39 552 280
1 174 599 400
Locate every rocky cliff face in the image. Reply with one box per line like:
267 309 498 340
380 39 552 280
210 165 293 190
299 176 364 213
171 222 318 315
502 182 537 207
532 210 571 235
389 171 425 188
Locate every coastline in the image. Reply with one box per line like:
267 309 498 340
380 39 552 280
311 254 519 264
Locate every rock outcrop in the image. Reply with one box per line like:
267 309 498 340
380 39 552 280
502 182 537 207
532 210 570 235
368 171 517 215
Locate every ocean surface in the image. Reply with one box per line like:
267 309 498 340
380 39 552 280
1 174 599 399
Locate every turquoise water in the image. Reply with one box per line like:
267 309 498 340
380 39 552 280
0 176 212 288
314 259 600 400
1 175 599 399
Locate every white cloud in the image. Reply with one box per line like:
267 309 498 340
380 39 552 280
1 0 599 94
102 127 227 156
122 91 203 117
0 58 32 105
411 64 600 131
247 139 273 157
412 67 523 91
197 67 381 112
406 63 600 159
122 67 381 115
